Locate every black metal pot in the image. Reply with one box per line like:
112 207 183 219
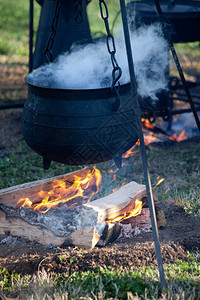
127 0 200 43
33 0 92 68
22 78 139 167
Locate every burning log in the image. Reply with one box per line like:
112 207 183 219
0 169 165 248
0 168 95 209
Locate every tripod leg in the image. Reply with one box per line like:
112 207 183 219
119 0 166 289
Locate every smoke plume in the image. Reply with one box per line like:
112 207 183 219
27 23 169 101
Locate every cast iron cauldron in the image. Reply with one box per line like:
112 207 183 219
22 78 140 167
127 0 200 43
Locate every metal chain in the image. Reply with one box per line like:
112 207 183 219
99 0 122 111
44 0 60 63
75 0 83 24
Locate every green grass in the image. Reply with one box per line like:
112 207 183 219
87 0 121 36
0 0 121 57
1 0 200 59
175 42 200 59
173 189 200 219
0 254 199 299
0 0 40 56
0 140 79 189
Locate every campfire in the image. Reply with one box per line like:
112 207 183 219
0 144 167 249
17 166 102 214
15 119 175 217
17 166 144 224
0 116 196 249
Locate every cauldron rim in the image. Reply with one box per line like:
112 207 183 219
24 75 131 95
128 0 200 16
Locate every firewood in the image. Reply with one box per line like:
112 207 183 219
0 210 66 247
0 203 101 248
84 181 158 221
0 168 90 207
0 168 161 248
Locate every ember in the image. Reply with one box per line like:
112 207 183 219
154 177 165 188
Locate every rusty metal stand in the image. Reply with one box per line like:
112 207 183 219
119 0 166 289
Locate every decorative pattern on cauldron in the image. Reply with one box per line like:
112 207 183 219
127 0 200 43
22 78 139 166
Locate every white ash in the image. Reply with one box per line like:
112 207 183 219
0 203 99 237
0 203 107 239
27 23 169 101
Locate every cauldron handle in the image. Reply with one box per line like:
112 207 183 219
111 86 121 112
112 96 120 112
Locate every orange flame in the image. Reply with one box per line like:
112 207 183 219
168 130 187 142
122 121 158 160
142 118 155 130
112 179 126 193
122 145 139 159
122 120 189 161
164 188 169 194
122 132 158 159
143 132 158 145
17 166 102 213
154 177 165 188
106 199 143 223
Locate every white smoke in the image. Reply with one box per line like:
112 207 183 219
27 23 169 100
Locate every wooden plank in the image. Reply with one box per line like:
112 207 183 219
0 168 89 207
84 181 157 221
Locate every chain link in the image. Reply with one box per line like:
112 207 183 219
44 0 60 63
99 0 122 111
75 0 83 24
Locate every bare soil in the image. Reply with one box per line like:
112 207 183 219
0 202 199 275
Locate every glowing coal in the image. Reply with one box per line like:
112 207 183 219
27 24 169 101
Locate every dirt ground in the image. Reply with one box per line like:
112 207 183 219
0 201 199 275
0 56 199 275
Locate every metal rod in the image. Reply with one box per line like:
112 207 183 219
169 107 200 115
153 0 200 133
119 0 166 289
29 0 34 73
169 90 200 99
0 102 25 110
170 96 200 105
